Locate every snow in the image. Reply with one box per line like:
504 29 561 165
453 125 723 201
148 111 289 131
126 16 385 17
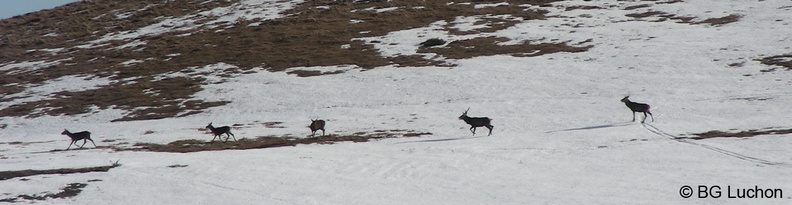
0 58 71 74
2 0 792 204
0 75 113 112
83 0 303 49
119 59 143 66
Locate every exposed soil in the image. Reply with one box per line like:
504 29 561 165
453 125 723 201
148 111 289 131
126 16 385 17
0 183 89 203
125 130 432 153
684 127 792 140
0 0 760 123
757 54 792 72
0 163 120 181
0 0 583 122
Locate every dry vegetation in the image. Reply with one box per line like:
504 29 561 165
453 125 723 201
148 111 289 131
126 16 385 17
0 162 120 202
625 10 742 26
125 130 432 153
757 54 792 72
0 163 119 181
0 182 89 202
684 127 792 140
0 0 769 123
0 0 593 122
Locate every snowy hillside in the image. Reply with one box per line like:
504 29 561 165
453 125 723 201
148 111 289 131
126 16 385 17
1 0 792 204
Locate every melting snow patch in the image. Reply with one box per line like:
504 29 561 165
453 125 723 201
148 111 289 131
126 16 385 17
84 0 303 49
120 59 144 67
354 21 450 58
0 58 72 74
474 2 509 9
116 39 147 50
0 75 113 110
154 62 240 84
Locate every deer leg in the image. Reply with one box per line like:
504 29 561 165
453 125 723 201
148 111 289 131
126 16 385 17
641 112 648 123
486 125 493 136
647 111 654 122
88 138 97 147
78 139 88 148
67 140 75 150
470 127 476 135
321 129 325 136
228 132 236 142
631 112 636 122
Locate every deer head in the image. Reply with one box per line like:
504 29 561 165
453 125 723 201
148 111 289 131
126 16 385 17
621 96 630 103
459 107 471 120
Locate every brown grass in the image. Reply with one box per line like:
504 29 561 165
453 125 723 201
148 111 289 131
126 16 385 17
757 54 792 72
685 127 792 140
0 163 116 202
625 9 741 26
1 0 585 121
695 14 742 26
0 163 120 181
125 130 432 153
421 37 592 59
625 10 695 23
0 183 88 202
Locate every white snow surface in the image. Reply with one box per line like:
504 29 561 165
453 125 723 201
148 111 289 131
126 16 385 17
2 0 792 204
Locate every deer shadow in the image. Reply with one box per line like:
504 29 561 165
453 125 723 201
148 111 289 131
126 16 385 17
545 122 633 134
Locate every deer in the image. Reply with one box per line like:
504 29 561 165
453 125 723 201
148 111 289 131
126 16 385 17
309 119 326 137
206 122 236 142
61 129 97 150
621 96 654 123
459 107 494 136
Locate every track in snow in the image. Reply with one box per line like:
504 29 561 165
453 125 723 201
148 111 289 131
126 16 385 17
642 123 789 167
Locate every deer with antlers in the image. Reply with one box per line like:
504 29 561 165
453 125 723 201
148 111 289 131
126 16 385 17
621 96 654 123
459 108 494 136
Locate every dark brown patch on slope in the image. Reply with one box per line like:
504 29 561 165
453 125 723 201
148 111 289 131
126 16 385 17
684 127 792 140
1 0 584 121
0 183 89 203
423 37 591 59
625 10 741 26
757 54 792 72
127 130 432 153
0 164 120 181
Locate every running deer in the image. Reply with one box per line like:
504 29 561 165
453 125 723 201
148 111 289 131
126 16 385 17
459 108 494 136
621 96 654 123
61 129 97 150
206 122 236 142
309 119 325 137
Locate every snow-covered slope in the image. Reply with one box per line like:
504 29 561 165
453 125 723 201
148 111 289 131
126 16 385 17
2 0 792 204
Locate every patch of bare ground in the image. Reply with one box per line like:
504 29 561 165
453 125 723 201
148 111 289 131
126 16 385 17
625 10 741 26
565 5 605 11
0 182 89 203
623 4 651 10
695 14 742 26
683 127 792 140
757 54 792 72
124 130 432 153
0 163 120 181
422 37 592 59
0 0 583 121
